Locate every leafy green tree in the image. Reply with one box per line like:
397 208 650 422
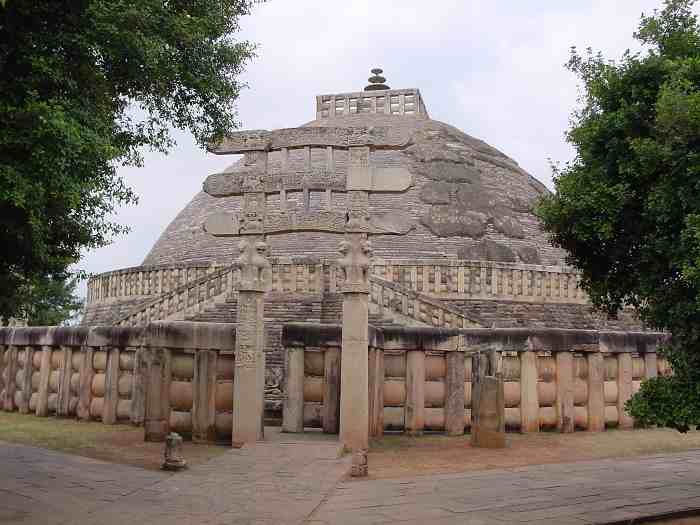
22 274 84 326
0 1 257 320
537 0 700 431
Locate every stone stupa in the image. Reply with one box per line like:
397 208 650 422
84 69 641 413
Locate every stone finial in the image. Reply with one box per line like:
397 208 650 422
238 237 271 291
364 68 390 91
337 236 372 293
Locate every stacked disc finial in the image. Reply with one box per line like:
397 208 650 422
364 68 390 91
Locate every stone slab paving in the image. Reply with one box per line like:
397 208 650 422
310 451 700 525
3 435 700 525
0 429 348 525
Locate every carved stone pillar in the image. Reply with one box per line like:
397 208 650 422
232 234 270 447
338 231 372 452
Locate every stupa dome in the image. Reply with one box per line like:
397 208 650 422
143 73 564 268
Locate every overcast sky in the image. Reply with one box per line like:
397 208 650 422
77 0 686 295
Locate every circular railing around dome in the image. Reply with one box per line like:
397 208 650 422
87 258 588 306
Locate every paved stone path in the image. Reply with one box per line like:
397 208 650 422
2 434 700 525
310 451 700 525
0 429 348 525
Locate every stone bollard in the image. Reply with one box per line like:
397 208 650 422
162 432 187 471
351 449 368 478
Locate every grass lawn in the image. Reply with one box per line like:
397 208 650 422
0 411 228 470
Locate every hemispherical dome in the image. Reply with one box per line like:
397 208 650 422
142 85 564 267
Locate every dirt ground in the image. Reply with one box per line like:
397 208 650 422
0 412 228 470
369 428 700 480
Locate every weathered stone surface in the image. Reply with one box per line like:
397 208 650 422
516 245 541 265
369 210 414 235
421 207 488 238
458 240 516 262
419 182 454 204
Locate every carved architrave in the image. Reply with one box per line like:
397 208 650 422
204 208 414 236
208 126 412 154
203 126 414 198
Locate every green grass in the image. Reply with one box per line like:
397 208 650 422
0 411 138 454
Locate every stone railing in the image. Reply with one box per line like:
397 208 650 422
281 324 668 436
112 264 481 329
87 259 326 306
114 266 239 327
0 323 237 443
88 259 588 306
368 275 479 329
112 260 328 327
371 259 588 303
86 263 212 303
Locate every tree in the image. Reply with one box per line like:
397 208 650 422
0 1 257 320
23 274 84 326
537 0 700 431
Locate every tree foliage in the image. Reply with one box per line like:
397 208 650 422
0 0 257 320
536 0 700 431
24 274 84 326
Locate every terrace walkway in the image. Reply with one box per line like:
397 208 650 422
1 433 700 525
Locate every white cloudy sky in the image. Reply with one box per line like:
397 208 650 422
77 0 685 294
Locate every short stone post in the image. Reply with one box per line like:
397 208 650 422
323 345 341 434
103 347 120 424
232 236 270 447
587 352 605 432
56 346 73 417
2 345 17 412
77 347 95 421
338 233 371 452
405 350 426 436
130 347 146 425
192 350 217 442
617 352 634 430
36 345 52 416
470 351 505 448
282 345 305 433
18 346 34 414
520 351 539 433
555 352 574 433
445 350 466 436
144 348 171 442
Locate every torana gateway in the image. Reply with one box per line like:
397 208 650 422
81 70 649 425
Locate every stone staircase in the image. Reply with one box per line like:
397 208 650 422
187 295 238 323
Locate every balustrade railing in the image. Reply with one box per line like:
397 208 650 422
89 260 588 306
0 323 237 443
369 275 478 329
282 324 668 436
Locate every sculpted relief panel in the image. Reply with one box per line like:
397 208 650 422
408 128 534 241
